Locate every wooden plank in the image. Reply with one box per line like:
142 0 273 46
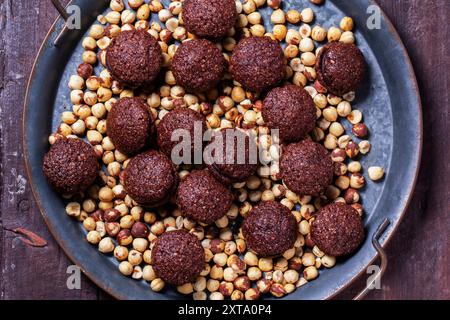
0 0 103 300
336 0 450 300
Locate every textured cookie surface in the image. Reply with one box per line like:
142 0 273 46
311 202 365 257
43 138 98 195
152 230 205 286
242 201 297 257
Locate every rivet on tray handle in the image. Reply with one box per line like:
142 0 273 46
353 218 390 300
51 0 69 47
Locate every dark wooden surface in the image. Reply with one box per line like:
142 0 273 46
0 0 448 300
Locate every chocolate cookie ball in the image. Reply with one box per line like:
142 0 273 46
157 107 207 162
106 30 162 88
205 129 258 185
177 170 233 225
230 36 285 92
152 230 204 286
172 39 226 92
311 203 365 257
262 85 316 143
123 150 178 207
106 97 155 155
316 42 366 96
43 138 98 195
182 0 237 39
242 201 297 257
280 140 333 196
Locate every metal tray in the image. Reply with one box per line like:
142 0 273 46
23 0 422 300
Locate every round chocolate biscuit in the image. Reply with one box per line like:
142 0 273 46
43 138 98 195
205 128 258 185
106 30 162 88
177 169 233 225
316 42 366 96
151 230 204 286
230 36 285 92
123 150 178 207
280 140 334 196
182 0 237 39
172 39 226 92
262 85 316 143
310 202 365 257
242 201 297 257
157 107 207 162
106 97 155 155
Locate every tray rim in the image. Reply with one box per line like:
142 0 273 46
22 0 423 300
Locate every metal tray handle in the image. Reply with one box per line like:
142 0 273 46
353 218 390 300
51 0 69 20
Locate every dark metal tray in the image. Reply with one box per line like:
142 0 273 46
23 0 422 299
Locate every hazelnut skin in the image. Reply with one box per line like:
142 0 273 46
77 63 93 80
117 229 133 246
106 222 120 237
352 123 368 138
104 208 120 222
131 222 149 238
91 210 104 222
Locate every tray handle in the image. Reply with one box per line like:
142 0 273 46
50 0 70 47
353 218 390 300
51 0 69 20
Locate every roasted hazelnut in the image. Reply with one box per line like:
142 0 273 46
98 237 115 253
233 276 251 291
288 256 303 271
90 209 104 222
350 173 365 189
219 281 234 296
345 140 359 158
305 233 315 248
331 148 346 162
117 229 133 246
105 222 120 237
334 162 348 176
210 239 225 254
77 63 93 80
228 255 246 274
368 166 385 181
351 203 364 216
244 288 260 300
104 208 120 222
231 290 244 300
256 278 271 294
344 188 360 204
352 123 368 138
270 283 286 298
131 222 149 238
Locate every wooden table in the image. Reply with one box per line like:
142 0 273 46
0 0 448 300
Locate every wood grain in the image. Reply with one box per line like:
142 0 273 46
0 0 448 299
0 0 106 300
